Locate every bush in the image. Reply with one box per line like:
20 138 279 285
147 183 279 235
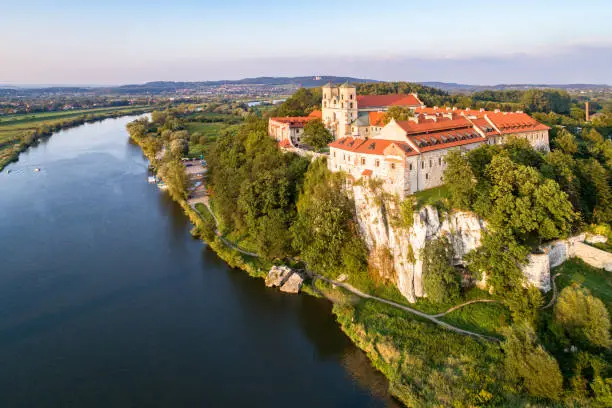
502 323 563 400
554 284 611 349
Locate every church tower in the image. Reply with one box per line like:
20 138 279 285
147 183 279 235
321 81 357 139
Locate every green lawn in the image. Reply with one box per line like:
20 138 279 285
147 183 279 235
186 121 242 158
554 258 612 311
413 185 450 209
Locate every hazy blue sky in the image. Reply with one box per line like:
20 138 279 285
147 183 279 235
1 0 611 85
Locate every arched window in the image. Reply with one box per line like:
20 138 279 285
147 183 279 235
350 94 353 100
324 101 327 108
349 102 353 109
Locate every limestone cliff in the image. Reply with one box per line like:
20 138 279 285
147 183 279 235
351 185 554 303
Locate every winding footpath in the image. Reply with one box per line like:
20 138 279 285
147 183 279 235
313 275 500 342
189 187 500 342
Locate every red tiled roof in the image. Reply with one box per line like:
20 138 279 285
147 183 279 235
369 111 386 126
270 116 317 128
469 118 499 137
407 129 486 152
361 169 373 176
485 112 551 134
357 94 421 108
308 110 322 118
329 137 417 156
396 117 472 135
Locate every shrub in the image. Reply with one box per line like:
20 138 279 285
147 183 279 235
554 284 611 349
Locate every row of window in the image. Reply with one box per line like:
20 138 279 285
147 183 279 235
323 93 354 100
335 152 446 172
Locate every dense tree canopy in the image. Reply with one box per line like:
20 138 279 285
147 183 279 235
421 237 460 303
291 159 367 276
302 119 333 149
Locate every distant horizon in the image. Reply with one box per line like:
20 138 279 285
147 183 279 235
2 1 611 85
1 76 610 89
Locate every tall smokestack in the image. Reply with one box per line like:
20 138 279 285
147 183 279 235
585 102 590 121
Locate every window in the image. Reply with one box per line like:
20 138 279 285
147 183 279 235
349 102 353 109
333 152 336 158
421 161 424 169
361 157 365 165
409 163 413 171
429 159 432 167
425 173 429 180
375 160 380 167
438 157 441 165
391 163 396 170
350 94 353 100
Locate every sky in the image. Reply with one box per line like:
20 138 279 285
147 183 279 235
1 0 611 85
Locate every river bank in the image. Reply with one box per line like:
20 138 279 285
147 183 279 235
0 115 397 407
127 122 529 407
0 106 153 171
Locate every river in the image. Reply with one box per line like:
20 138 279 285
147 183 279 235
0 116 399 407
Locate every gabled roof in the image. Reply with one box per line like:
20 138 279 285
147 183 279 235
396 117 472 135
269 116 317 128
356 94 422 108
369 111 386 126
329 137 417 156
485 112 551 134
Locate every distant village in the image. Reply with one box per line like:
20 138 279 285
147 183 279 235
269 82 551 197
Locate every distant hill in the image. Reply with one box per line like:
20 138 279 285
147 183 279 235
2 77 609 97
419 81 611 93
109 76 378 94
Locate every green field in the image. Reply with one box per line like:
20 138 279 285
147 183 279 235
184 114 241 158
0 105 152 171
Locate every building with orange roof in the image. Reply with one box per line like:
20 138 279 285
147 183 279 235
328 109 550 197
321 82 424 139
268 110 322 147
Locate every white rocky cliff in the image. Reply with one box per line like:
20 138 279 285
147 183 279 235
351 185 553 303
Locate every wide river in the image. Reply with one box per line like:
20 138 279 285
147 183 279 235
0 116 398 407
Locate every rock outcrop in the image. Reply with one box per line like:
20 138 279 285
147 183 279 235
265 265 292 287
280 272 304 294
265 265 304 294
352 185 556 303
353 185 486 303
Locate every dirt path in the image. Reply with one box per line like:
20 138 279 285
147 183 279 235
540 273 561 310
190 188 500 342
314 275 500 343
191 201 259 258
432 299 499 318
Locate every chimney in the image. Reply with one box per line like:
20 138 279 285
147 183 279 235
585 101 590 121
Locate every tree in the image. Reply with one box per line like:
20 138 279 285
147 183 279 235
158 159 188 201
421 236 460 303
554 284 611 349
486 155 576 244
443 150 476 210
382 106 414 124
302 119 333 149
502 323 563 400
170 138 189 157
292 159 367 276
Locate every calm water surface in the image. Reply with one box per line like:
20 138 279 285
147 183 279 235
0 116 398 407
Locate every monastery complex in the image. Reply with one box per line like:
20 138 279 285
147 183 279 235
269 82 551 198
